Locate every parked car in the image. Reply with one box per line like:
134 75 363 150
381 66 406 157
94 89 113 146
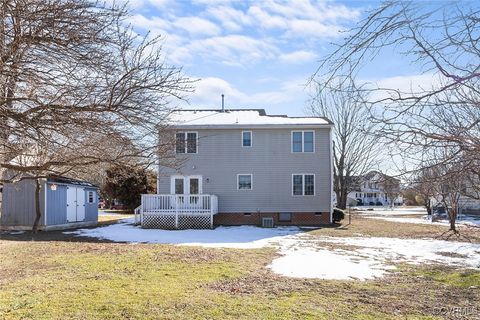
375 201 383 206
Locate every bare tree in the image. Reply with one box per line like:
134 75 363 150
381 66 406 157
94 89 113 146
411 168 437 215
312 1 480 229
431 164 468 233
0 0 193 231
308 78 381 209
380 174 400 208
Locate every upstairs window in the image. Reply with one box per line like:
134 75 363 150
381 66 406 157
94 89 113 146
292 174 315 196
292 131 314 153
176 132 197 154
237 174 253 190
242 131 252 147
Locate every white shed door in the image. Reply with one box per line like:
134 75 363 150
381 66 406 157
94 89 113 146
76 188 85 221
66 187 77 222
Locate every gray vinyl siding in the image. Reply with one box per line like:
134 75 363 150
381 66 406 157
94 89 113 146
45 184 98 225
0 180 98 228
84 188 99 222
46 184 68 225
0 179 46 227
158 127 332 213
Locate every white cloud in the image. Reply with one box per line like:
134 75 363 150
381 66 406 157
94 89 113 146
363 73 443 102
279 50 317 64
287 19 344 38
246 0 360 38
129 14 170 32
206 6 252 32
186 77 245 108
186 76 308 110
181 35 279 66
126 1 362 67
116 0 170 10
173 17 221 36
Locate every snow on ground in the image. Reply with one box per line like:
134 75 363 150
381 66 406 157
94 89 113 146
65 218 301 249
354 206 427 216
357 206 480 226
66 218 480 281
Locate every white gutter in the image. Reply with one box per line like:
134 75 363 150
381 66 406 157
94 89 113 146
173 124 334 130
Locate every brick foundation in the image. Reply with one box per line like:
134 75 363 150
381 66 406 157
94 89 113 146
214 212 331 226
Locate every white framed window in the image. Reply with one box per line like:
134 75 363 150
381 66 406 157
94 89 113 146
175 132 198 154
87 191 96 203
291 130 314 153
237 174 253 190
242 131 252 147
292 174 315 196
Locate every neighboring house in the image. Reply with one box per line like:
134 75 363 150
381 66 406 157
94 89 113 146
138 109 334 229
0 175 99 231
430 179 480 215
347 171 403 206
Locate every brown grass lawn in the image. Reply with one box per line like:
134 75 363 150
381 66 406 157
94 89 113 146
0 217 479 319
315 215 480 243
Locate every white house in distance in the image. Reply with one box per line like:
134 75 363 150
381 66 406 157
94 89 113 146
347 171 403 207
136 108 334 229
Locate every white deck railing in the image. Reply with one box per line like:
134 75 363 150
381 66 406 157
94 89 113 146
139 194 218 229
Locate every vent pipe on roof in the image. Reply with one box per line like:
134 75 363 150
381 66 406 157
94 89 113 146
221 94 225 112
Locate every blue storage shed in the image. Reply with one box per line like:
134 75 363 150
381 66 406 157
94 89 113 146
0 175 99 231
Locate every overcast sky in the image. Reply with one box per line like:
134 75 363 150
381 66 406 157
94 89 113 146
125 0 425 116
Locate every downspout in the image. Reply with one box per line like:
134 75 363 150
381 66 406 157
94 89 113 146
329 126 334 223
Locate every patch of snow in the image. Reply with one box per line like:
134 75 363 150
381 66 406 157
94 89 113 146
320 236 480 269
65 218 301 249
66 219 480 281
364 214 480 227
355 206 427 216
269 246 392 280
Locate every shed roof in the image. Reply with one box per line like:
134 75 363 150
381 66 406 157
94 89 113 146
167 109 332 128
47 175 98 188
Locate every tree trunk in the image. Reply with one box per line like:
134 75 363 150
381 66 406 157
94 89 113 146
338 188 348 210
448 208 457 232
32 179 42 233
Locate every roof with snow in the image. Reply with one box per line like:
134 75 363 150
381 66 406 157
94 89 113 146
168 109 332 128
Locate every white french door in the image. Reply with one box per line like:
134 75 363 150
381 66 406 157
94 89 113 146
170 175 203 194
170 176 203 208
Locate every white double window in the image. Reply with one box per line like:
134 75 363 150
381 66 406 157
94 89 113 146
292 174 315 196
176 132 197 154
292 131 314 153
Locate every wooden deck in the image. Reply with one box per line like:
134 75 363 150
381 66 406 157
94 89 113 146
135 194 218 229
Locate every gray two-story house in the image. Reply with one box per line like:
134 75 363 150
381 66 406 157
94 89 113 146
138 109 333 229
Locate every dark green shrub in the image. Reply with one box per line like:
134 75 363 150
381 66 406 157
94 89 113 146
333 208 345 222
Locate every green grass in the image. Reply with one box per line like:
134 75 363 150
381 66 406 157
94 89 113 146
1 238 478 319
406 266 480 288
1 215 479 319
